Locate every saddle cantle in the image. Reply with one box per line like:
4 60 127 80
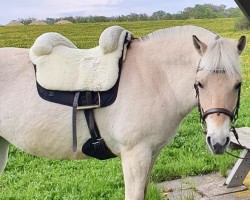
30 26 133 160
30 26 133 92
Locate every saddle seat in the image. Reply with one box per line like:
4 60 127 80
29 26 133 91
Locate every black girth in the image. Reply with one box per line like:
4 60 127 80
71 91 117 160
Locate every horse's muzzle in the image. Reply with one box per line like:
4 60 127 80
207 136 230 154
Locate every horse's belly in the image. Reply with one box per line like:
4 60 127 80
0 81 90 159
0 104 91 159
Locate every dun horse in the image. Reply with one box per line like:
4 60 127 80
0 25 246 200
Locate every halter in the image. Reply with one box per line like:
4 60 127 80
194 80 241 134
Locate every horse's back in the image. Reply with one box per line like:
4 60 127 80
0 47 33 99
0 48 30 79
0 47 29 63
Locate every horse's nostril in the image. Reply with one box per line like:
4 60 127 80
207 136 212 146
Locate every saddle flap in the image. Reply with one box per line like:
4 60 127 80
29 26 133 92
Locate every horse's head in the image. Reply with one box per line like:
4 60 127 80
192 35 246 154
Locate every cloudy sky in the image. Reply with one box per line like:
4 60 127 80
1 0 238 25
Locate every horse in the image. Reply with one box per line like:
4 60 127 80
0 25 246 200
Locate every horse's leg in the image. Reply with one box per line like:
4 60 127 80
0 137 9 173
121 144 157 200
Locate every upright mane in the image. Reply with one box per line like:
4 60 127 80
140 25 241 77
139 25 219 42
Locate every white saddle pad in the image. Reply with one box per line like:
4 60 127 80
29 26 133 91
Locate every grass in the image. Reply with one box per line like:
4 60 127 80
0 18 249 200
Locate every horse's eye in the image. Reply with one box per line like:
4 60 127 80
235 82 242 90
197 82 204 88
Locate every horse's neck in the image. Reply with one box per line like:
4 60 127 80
125 39 199 118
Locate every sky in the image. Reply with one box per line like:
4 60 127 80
0 0 239 25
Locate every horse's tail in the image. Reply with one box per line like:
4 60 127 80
30 32 77 57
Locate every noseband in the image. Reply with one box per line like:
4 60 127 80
194 81 241 133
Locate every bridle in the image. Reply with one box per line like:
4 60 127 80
192 33 247 158
194 80 241 133
194 79 250 159
193 34 240 130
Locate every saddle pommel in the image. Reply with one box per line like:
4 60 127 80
99 26 126 54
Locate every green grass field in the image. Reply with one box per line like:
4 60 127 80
0 18 249 200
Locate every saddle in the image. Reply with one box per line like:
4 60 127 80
30 26 133 160
30 26 133 91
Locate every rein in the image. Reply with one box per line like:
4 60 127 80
226 126 250 160
194 81 250 159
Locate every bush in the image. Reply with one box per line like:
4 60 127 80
235 14 250 30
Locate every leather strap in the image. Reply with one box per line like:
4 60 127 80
83 92 112 157
72 92 80 152
84 92 101 140
202 108 234 121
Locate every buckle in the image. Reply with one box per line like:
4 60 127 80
77 92 101 110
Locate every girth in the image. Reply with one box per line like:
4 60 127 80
72 91 116 160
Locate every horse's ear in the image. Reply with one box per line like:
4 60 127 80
237 36 246 55
192 35 207 56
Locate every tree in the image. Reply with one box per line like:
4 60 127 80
139 13 149 21
18 17 36 25
193 4 217 19
151 10 167 20
236 14 250 30
14 3 243 25
225 8 241 18
62 16 76 23
45 18 56 24
127 13 140 21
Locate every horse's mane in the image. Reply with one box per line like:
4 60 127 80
198 37 242 77
139 25 241 77
139 25 219 42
